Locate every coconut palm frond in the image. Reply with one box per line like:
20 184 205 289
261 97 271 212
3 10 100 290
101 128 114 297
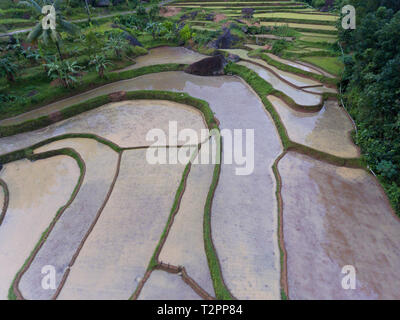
42 28 50 45
52 0 63 10
27 23 43 43
50 28 60 43
58 19 79 35
19 0 43 14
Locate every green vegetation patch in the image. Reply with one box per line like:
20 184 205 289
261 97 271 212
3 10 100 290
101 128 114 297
0 63 187 121
225 62 364 169
250 51 338 85
254 12 338 21
300 56 344 76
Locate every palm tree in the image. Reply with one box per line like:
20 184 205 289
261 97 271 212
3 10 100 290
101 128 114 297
0 58 18 82
89 54 113 78
19 0 79 61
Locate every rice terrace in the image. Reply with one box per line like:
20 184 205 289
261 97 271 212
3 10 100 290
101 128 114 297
0 0 399 301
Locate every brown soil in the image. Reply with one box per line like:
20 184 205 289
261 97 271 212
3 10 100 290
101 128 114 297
159 6 181 17
239 19 260 27
50 79 64 88
214 14 227 23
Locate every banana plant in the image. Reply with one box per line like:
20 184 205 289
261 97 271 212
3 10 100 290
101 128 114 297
105 34 129 58
0 58 19 82
45 59 81 88
89 54 113 78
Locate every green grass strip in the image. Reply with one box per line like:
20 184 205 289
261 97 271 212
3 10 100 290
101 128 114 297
0 63 187 121
146 159 193 271
272 153 287 300
258 17 336 26
251 52 338 86
0 91 219 138
203 133 234 300
0 133 122 164
225 62 364 168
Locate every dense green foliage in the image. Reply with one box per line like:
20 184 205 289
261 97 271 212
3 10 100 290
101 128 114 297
337 0 400 214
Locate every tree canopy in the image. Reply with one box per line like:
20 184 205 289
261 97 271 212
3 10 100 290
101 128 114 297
337 0 400 214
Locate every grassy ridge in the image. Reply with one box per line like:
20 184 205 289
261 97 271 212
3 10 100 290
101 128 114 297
0 63 187 121
249 51 338 85
225 62 364 168
203 135 234 300
0 90 219 138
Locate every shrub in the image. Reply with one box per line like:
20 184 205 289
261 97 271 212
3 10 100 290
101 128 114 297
312 0 325 8
179 25 193 43
271 40 289 55
131 45 148 56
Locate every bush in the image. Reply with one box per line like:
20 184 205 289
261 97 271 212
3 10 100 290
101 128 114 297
179 25 193 43
312 0 325 8
131 46 147 56
271 40 289 55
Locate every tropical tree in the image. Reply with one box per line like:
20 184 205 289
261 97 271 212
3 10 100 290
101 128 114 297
162 21 178 41
19 0 79 61
148 4 159 22
84 31 105 58
145 21 163 40
0 58 18 82
105 34 129 58
45 59 81 87
89 54 112 78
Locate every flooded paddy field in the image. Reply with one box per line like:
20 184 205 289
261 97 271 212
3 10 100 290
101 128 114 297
0 100 207 153
57 149 186 300
18 138 120 300
267 96 359 158
138 270 202 300
117 46 206 72
0 156 80 299
279 152 400 299
159 144 216 297
0 32 396 301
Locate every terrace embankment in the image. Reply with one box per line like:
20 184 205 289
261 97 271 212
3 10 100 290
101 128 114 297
117 46 206 72
17 138 120 300
137 270 202 300
267 96 359 158
238 61 321 106
0 100 207 153
2 38 393 300
158 141 217 297
105 71 283 299
57 148 187 299
0 181 6 225
1 66 283 299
